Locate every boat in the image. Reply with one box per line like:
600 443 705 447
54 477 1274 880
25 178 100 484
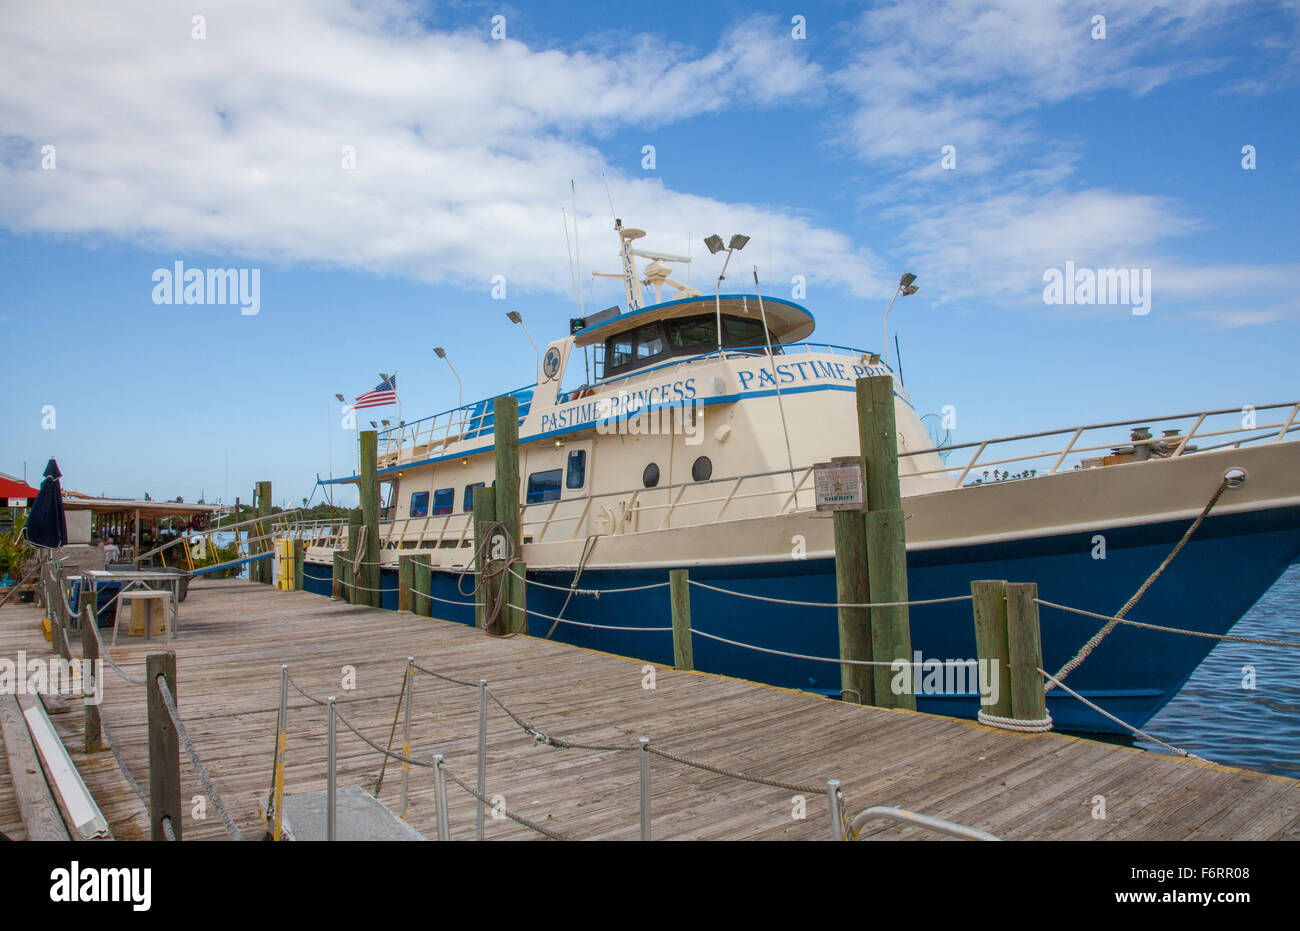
299 222 1300 735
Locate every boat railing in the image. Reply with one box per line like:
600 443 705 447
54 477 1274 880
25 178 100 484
293 399 1300 555
899 399 1300 488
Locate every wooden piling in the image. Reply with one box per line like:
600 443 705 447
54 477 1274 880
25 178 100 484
331 552 345 600
472 486 498 632
81 604 101 752
255 481 272 584
359 430 381 608
398 554 414 614
492 395 524 635
971 580 1013 720
857 376 913 709
866 509 913 710
1006 582 1047 722
832 454 872 705
146 651 181 841
669 569 694 671
413 558 432 619
292 539 305 591
346 509 362 606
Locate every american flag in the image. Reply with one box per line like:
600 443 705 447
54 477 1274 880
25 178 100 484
353 374 398 410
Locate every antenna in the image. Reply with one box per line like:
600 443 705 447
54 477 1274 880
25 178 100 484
562 207 580 316
602 173 616 221
571 180 583 314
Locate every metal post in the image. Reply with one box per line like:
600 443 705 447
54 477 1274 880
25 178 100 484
638 736 651 841
400 657 413 821
327 695 337 842
433 754 451 841
274 664 288 840
827 779 844 841
476 678 488 840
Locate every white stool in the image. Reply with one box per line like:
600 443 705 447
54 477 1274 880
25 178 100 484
112 589 174 644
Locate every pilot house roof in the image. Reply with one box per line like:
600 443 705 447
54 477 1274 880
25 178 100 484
572 294 816 347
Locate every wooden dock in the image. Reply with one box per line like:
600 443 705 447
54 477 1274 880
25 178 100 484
2 578 1298 841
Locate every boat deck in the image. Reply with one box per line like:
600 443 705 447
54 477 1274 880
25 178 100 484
2 578 1298 841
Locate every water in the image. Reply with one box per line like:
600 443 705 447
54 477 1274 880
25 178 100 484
1136 562 1300 778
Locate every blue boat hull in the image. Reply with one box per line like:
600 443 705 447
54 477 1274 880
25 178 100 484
305 504 1300 734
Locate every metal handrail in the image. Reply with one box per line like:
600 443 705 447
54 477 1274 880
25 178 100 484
851 806 999 841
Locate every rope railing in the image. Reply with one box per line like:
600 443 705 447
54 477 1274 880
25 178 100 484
154 675 245 840
97 709 150 809
439 762 573 841
85 613 148 685
687 578 974 609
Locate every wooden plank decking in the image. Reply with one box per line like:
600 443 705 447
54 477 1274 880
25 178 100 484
1 578 1298 841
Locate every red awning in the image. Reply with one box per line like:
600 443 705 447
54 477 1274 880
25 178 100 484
0 476 39 499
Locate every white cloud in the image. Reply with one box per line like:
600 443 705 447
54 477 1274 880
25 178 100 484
0 3 878 296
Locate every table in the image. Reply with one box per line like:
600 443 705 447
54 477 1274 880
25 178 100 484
83 570 184 641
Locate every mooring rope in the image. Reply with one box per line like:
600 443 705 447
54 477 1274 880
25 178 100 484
154 675 245 840
508 601 671 632
1035 598 1300 648
1038 667 1203 760
1046 478 1229 691
976 709 1053 733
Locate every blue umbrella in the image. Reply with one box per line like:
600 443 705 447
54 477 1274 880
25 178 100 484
25 459 67 549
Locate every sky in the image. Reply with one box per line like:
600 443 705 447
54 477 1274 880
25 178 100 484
1 0 1297 507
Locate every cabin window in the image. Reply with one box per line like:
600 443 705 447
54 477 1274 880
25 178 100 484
463 482 485 512
723 316 770 348
526 469 563 504
433 488 455 516
634 323 663 358
409 491 430 518
691 456 713 482
566 450 586 489
642 463 660 488
610 334 634 369
665 315 716 348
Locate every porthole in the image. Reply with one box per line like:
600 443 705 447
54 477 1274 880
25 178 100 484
691 456 713 482
642 463 660 488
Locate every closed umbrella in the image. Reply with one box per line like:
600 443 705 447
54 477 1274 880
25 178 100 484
25 459 67 549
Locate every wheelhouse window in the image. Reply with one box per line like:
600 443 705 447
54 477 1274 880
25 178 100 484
526 469 563 504
604 314 777 378
463 482 485 512
409 491 430 518
432 488 455 516
566 450 586 489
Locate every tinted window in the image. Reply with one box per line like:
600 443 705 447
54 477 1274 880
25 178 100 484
409 491 430 518
642 463 660 488
610 335 634 369
433 488 455 516
566 450 586 489
723 316 769 347
692 456 713 482
666 314 717 348
463 482 485 512
635 323 664 358
526 469 563 504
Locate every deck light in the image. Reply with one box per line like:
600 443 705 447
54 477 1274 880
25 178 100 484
381 420 391 427
506 311 540 377
433 346 463 409
370 421 378 428
706 233 749 353
883 273 919 369
335 393 345 402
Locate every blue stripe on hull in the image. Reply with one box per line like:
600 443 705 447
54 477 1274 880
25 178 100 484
312 505 1300 735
